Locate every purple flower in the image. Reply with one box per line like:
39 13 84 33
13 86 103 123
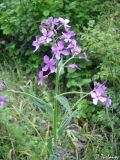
67 40 81 55
51 41 69 60
0 81 7 91
68 63 80 70
61 31 75 42
0 96 5 105
38 71 48 86
58 18 71 31
32 36 46 52
90 91 107 105
41 28 54 43
94 81 107 92
104 97 112 107
90 81 112 107
40 17 55 31
53 18 59 25
42 55 57 73
40 17 59 31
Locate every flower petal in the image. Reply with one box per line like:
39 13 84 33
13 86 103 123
58 41 64 50
44 55 49 64
38 71 43 78
0 96 5 105
50 59 57 65
99 97 107 103
41 28 47 36
51 46 57 53
38 79 43 86
48 31 54 37
104 98 112 107
50 65 56 73
68 63 80 70
62 50 69 55
46 37 52 43
55 52 61 60
93 98 98 105
42 65 49 71
90 91 97 98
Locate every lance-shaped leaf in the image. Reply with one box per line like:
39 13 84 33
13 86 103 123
55 96 72 115
32 97 53 114
58 58 64 76
58 109 79 136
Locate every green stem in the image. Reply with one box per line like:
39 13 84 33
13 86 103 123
56 91 89 97
53 65 59 145
72 93 90 109
7 89 49 107
7 89 39 100
59 55 75 74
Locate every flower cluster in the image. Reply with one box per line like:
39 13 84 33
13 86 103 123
33 17 112 107
90 81 112 107
33 17 88 85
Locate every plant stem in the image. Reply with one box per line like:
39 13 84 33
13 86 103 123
72 93 90 109
53 65 59 145
56 91 89 97
59 55 75 74
7 89 49 107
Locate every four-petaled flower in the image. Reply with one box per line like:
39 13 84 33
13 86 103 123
90 90 107 105
68 63 80 70
42 55 57 73
59 17 71 31
41 28 54 43
67 40 81 55
40 17 59 31
61 31 75 42
32 36 46 52
40 17 54 31
51 41 69 60
38 71 48 86
104 97 112 107
90 81 112 107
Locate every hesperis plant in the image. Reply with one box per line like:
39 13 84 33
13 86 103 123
32 17 112 149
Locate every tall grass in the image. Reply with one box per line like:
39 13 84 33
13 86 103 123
0 65 119 159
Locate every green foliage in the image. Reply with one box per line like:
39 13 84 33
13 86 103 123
55 96 72 115
0 0 120 159
80 0 120 121
0 0 113 73
0 62 120 159
66 60 92 89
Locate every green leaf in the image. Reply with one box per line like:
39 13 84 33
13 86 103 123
55 96 72 115
79 79 91 86
58 109 79 136
43 10 50 17
48 155 57 160
58 59 64 76
32 97 53 114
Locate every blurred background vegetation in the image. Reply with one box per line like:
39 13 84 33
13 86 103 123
0 0 120 159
